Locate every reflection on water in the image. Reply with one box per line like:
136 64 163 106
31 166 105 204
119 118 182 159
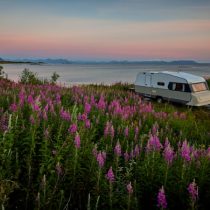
1 63 210 85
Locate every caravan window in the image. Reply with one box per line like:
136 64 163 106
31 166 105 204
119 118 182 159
157 82 165 86
191 82 208 92
168 82 191 92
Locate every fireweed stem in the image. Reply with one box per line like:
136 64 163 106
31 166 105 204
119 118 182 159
127 194 131 210
164 164 169 186
109 182 113 209
97 169 101 192
74 148 78 177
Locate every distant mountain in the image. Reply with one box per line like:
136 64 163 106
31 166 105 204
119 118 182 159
39 59 73 64
168 60 197 65
1 58 209 65
106 60 199 65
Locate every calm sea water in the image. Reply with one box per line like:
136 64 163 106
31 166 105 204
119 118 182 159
1 63 210 85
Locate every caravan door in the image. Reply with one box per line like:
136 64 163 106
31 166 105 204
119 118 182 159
145 75 151 86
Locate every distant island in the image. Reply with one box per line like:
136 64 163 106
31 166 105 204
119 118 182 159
0 57 210 65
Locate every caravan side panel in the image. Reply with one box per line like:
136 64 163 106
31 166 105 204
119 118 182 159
135 73 192 103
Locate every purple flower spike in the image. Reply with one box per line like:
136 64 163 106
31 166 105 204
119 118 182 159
85 102 91 114
124 151 130 162
146 135 163 153
181 140 191 162
68 123 77 134
85 119 91 128
126 182 133 194
30 115 35 125
55 162 63 176
74 134 81 149
124 126 129 137
163 142 175 165
114 141 121 157
106 166 115 182
9 103 18 112
97 151 105 168
188 179 198 202
157 186 167 209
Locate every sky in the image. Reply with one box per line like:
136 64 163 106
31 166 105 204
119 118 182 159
0 0 210 61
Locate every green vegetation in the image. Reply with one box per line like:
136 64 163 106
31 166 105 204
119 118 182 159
51 71 60 84
1 68 210 209
0 76 210 210
19 68 59 85
0 66 4 78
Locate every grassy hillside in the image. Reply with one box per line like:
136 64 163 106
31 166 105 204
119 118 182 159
0 78 210 210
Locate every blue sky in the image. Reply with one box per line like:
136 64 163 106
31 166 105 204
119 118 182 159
0 0 210 61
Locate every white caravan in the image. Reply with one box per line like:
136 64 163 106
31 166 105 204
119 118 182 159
134 71 210 106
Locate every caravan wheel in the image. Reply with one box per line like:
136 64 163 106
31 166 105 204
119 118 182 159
157 97 163 103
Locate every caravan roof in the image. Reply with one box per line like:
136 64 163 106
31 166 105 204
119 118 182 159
160 71 205 84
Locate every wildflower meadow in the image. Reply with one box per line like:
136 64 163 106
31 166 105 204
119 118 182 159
0 77 210 209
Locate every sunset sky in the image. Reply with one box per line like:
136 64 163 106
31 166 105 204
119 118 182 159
0 0 210 61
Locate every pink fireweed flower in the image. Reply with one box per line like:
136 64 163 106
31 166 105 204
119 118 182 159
130 149 134 159
179 112 187 120
33 104 40 112
56 93 61 104
81 113 88 121
97 151 105 168
68 123 77 134
18 90 25 106
124 126 129 137
188 179 198 202
163 142 175 165
85 119 91 128
50 104 55 115
134 126 139 140
106 166 115 182
74 134 81 149
124 151 130 162
134 145 140 157
157 186 167 209
146 135 163 153
114 141 121 157
42 110 48 120
0 114 8 132
110 125 115 139
9 103 18 112
206 147 210 159
152 123 159 135
104 121 115 139
55 162 63 176
90 95 96 106
30 115 35 125
97 95 106 110
127 182 133 194
84 102 91 114
104 121 110 137
60 109 71 121
44 104 49 112
181 140 191 162
164 138 170 148
92 144 98 158
27 95 34 104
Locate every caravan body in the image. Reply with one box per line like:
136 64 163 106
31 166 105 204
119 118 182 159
134 71 210 106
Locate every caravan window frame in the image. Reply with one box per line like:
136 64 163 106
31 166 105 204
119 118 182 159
168 82 191 92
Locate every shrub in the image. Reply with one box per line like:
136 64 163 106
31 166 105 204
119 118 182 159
19 68 42 84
